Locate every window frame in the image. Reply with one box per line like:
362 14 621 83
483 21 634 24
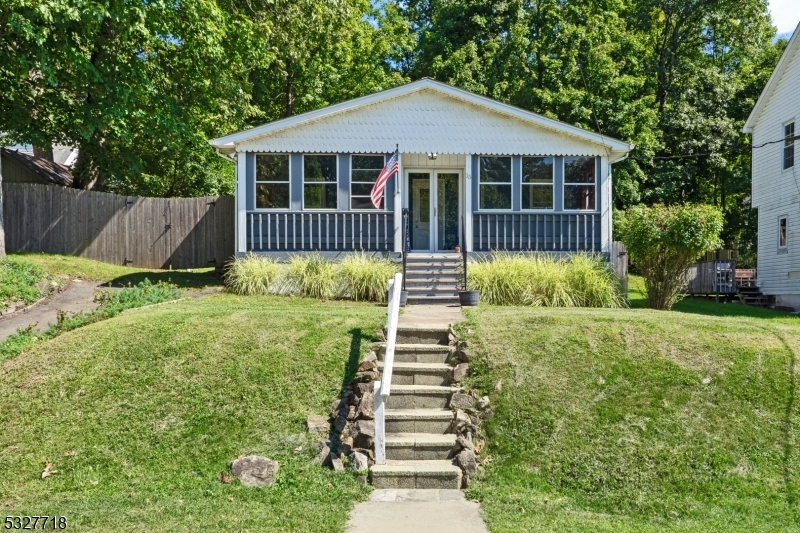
349 154 389 212
301 153 338 211
520 156 555 212
779 215 788 249
477 155 513 212
253 153 291 211
562 156 598 212
784 121 795 171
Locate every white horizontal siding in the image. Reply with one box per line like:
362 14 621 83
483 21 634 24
402 153 466 168
757 205 800 295
237 90 614 157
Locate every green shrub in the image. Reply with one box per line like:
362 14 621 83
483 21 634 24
223 253 280 295
468 252 624 307
339 252 399 302
0 257 52 307
617 204 723 310
283 254 338 299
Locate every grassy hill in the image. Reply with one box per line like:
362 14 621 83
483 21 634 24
462 301 800 532
0 293 383 532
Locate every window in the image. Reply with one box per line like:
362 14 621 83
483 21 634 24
785 122 795 170
564 157 596 210
303 154 337 209
522 157 554 210
779 216 788 248
255 154 290 209
351 155 385 210
479 156 512 210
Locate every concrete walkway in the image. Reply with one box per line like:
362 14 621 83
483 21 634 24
0 280 104 341
399 304 465 328
346 490 488 533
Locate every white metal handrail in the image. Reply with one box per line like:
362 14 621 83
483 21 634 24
374 272 402 465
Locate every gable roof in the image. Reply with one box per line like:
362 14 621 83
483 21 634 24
743 22 800 133
1 147 74 186
210 78 634 162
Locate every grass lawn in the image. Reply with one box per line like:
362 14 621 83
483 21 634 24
11 252 222 289
0 293 384 532
462 300 800 531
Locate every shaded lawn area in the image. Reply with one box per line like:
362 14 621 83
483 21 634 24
628 274 795 320
462 304 800 532
11 252 222 289
0 294 384 532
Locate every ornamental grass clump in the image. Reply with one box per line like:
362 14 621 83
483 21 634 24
468 252 624 308
284 254 338 299
223 253 280 296
339 252 399 303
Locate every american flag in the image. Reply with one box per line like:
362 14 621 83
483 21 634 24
370 148 399 209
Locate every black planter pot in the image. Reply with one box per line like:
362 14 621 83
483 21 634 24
459 290 480 307
400 291 409 307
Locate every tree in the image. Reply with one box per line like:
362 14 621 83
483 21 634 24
0 0 253 196
617 204 724 310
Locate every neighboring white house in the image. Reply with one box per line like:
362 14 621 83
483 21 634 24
209 78 633 258
743 22 800 309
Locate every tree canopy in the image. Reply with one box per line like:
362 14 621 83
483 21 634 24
0 0 787 252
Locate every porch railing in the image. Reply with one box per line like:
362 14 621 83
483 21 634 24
246 211 394 252
473 213 600 252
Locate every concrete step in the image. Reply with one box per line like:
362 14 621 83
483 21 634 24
405 280 460 288
407 295 460 305
407 289 459 297
405 274 461 283
378 343 453 363
386 385 459 409
395 326 452 346
406 253 461 260
385 433 457 460
378 362 453 386
385 409 454 434
370 460 462 489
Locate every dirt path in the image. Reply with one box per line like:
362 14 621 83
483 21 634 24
0 280 104 341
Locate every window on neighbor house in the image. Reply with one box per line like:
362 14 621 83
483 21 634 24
350 155 386 210
564 157 596 210
303 155 337 209
785 122 795 170
779 216 787 248
522 157 554 210
479 156 512 210
255 154 290 209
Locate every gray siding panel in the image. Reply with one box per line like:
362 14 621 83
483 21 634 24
290 153 303 211
471 155 479 211
512 155 521 211
338 153 350 211
554 156 564 211
246 153 255 211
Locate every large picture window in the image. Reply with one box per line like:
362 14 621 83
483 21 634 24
564 157 596 210
479 156 512 210
255 154 290 209
785 122 795 170
351 155 385 210
522 157 554 210
303 154 337 209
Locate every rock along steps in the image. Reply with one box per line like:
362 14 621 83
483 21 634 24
370 325 463 489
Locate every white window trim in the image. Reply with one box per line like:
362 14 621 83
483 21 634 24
476 155 513 212
350 154 390 212
562 156 598 212
779 215 788 249
302 153 338 211
520 156 555 212
253 152 291 212
783 120 796 172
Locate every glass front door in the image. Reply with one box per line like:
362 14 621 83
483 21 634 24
407 170 461 252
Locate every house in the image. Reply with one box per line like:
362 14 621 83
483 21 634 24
743 22 800 309
209 78 633 258
1 147 74 187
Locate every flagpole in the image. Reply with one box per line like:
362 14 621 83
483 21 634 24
394 144 402 254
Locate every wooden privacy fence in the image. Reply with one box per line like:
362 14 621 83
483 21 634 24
3 183 234 269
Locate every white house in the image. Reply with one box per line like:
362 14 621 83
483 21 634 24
743 23 800 309
209 78 633 258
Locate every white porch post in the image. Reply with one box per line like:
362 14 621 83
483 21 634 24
236 151 247 255
393 152 403 253
465 154 473 252
600 155 612 254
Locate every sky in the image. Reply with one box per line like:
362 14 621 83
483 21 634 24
770 0 800 35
